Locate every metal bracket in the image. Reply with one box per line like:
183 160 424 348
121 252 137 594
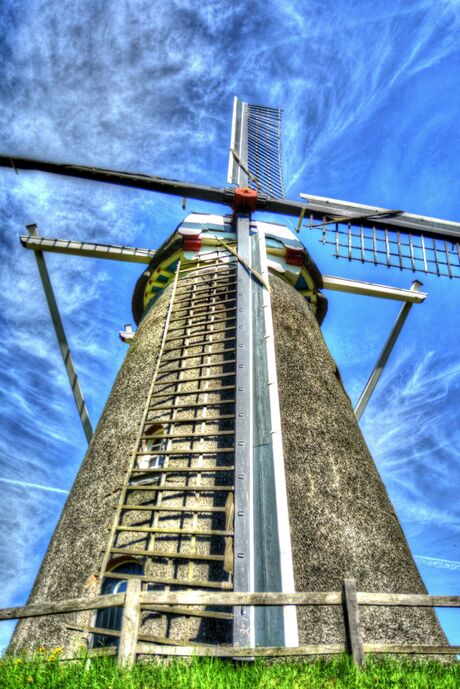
354 281 424 421
25 224 93 443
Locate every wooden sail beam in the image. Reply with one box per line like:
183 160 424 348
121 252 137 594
3 155 459 241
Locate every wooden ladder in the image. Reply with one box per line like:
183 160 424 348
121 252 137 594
99 254 238 647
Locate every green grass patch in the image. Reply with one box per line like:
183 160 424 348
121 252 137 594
0 653 458 689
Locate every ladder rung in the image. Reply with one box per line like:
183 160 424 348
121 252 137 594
176 274 236 291
156 360 236 376
177 266 236 282
139 430 234 439
163 333 236 354
115 525 233 537
103 571 232 589
173 288 236 306
145 413 236 425
135 448 234 456
131 467 234 474
169 307 237 327
178 258 235 272
174 284 237 302
171 296 236 316
119 504 226 513
126 484 234 492
165 324 235 345
168 313 236 333
163 336 236 354
153 373 235 389
151 385 235 398
109 547 225 562
179 260 236 272
178 259 236 272
148 399 235 412
159 347 236 365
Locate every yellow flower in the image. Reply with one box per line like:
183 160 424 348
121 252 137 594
14 658 24 665
27 676 34 684
53 647 63 655
37 646 46 653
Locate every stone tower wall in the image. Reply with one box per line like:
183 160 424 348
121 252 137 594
10 272 447 652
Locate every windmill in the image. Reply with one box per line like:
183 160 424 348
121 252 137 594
3 97 459 654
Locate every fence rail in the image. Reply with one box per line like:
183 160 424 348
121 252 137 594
2 578 459 666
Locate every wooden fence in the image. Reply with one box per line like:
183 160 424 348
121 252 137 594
1 578 459 667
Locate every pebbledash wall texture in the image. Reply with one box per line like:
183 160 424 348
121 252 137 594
10 266 446 653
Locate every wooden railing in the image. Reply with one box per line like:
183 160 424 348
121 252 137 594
2 578 459 667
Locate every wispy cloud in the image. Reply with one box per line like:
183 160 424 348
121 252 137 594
415 555 460 572
0 478 69 495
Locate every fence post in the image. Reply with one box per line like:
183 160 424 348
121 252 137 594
118 578 141 667
342 578 364 667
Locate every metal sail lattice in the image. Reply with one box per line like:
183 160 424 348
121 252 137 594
308 221 460 278
227 98 285 198
246 104 285 198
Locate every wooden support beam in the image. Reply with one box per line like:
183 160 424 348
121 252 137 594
139 591 342 606
135 642 346 657
118 578 141 667
342 578 364 667
363 644 460 655
0 592 125 620
357 592 460 607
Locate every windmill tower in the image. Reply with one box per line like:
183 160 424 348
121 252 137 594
5 98 458 653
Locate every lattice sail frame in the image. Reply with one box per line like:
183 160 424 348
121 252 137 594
227 97 285 198
308 221 460 278
299 195 460 279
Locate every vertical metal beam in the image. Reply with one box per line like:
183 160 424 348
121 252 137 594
254 223 298 647
354 281 423 422
251 221 284 647
26 224 93 443
233 215 299 648
233 214 254 647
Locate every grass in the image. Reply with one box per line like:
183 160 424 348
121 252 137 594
0 653 459 689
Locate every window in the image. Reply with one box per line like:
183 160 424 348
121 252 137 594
93 561 143 647
136 423 166 473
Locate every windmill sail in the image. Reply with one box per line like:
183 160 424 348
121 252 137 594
227 97 285 198
300 193 460 278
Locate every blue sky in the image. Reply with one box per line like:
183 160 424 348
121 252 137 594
0 0 459 651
